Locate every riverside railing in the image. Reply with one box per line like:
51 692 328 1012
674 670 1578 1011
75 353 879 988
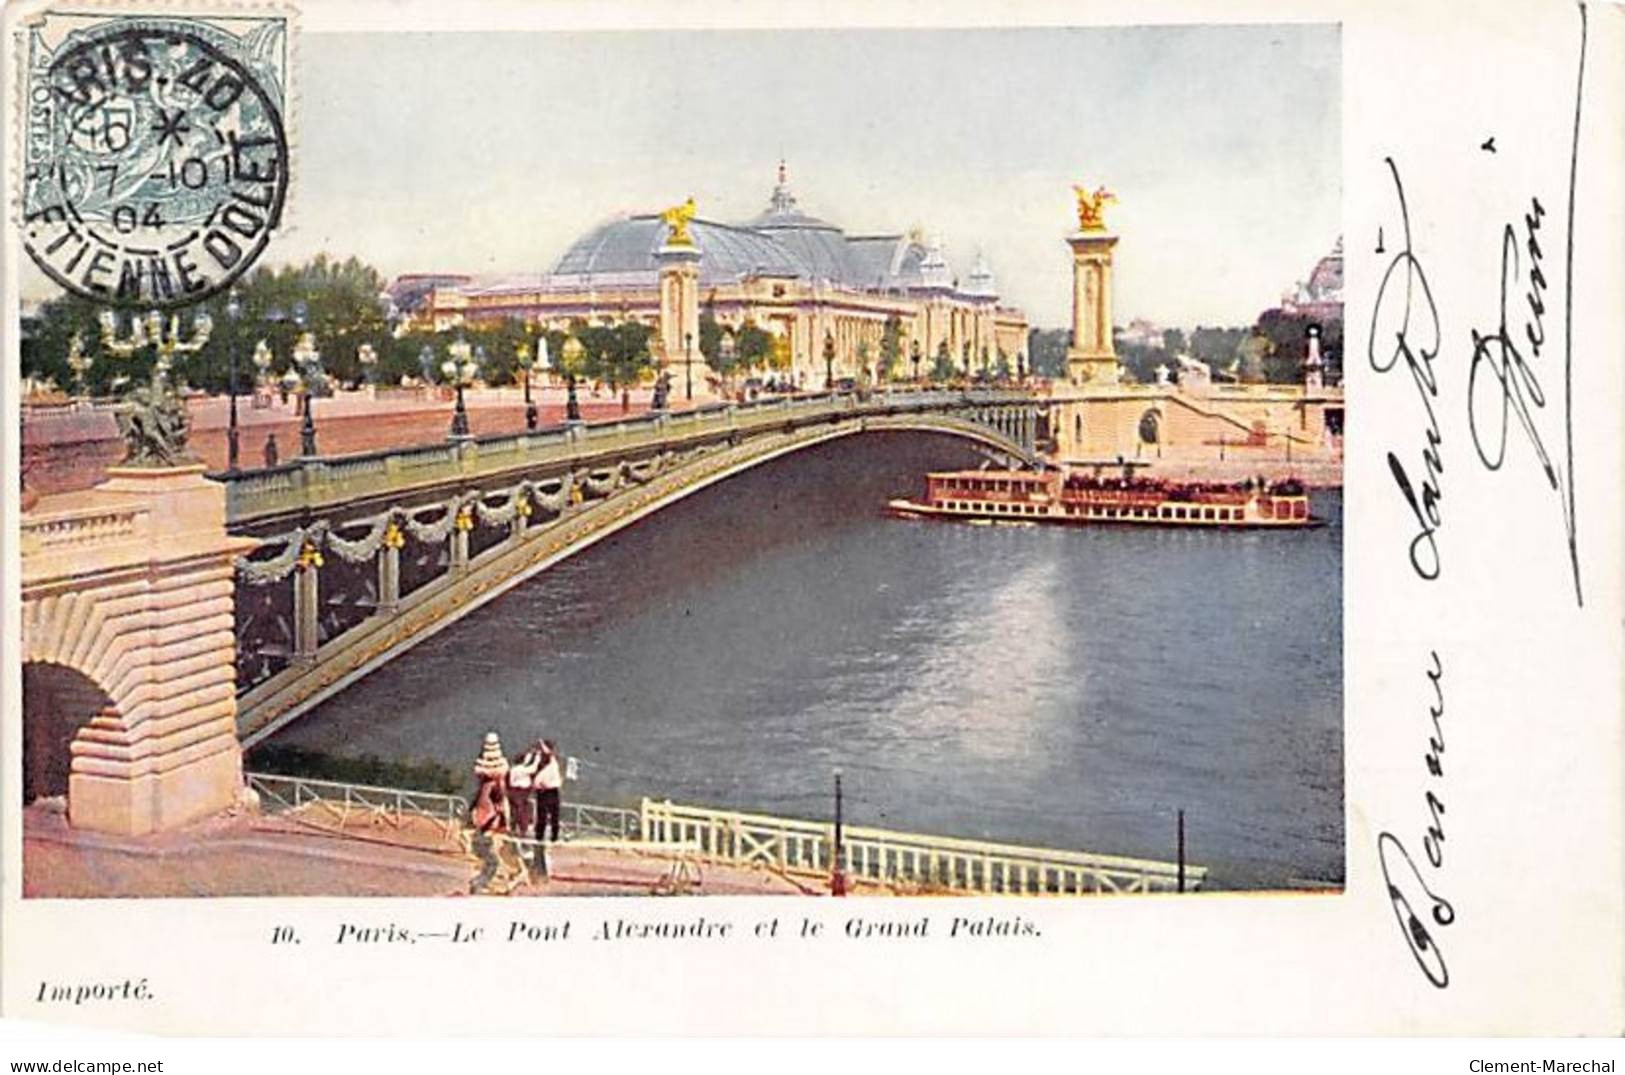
639 798 1205 895
247 772 469 846
245 772 641 845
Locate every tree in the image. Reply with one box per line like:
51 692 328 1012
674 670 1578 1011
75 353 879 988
1026 327 1069 379
932 340 955 381
698 300 722 365
734 321 773 370
23 254 403 397
879 314 902 381
1235 331 1273 384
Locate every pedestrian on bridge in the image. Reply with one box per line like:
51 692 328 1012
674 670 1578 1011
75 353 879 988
534 739 563 843
469 732 516 894
507 745 540 842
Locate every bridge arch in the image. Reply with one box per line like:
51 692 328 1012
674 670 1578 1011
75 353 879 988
236 413 1046 743
22 662 116 805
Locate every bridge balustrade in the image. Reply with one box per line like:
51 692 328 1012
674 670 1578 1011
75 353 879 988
224 389 1051 737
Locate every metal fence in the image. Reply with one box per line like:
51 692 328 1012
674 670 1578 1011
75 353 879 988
245 772 642 846
639 798 1205 895
246 772 468 846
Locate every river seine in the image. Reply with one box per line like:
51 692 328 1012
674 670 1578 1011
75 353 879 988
267 433 1343 890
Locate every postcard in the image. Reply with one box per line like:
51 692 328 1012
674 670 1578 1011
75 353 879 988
1 0 1620 1037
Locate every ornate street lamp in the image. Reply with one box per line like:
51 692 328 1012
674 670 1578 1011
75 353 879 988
520 334 549 430
560 335 585 422
98 308 212 466
252 339 273 402
289 331 324 457
99 308 213 388
823 330 835 391
910 338 922 384
719 331 736 392
683 330 695 401
65 333 92 402
225 290 244 470
357 342 378 387
442 337 479 440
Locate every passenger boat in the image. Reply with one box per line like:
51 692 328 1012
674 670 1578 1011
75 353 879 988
887 469 1321 529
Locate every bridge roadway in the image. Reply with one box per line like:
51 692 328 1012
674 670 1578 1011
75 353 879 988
225 387 1052 743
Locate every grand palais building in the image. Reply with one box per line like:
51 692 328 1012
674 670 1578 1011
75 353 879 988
398 165 1030 386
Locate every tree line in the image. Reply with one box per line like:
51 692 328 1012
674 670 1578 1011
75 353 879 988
1027 315 1343 386
20 255 667 397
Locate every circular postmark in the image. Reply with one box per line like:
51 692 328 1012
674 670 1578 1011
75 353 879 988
23 22 288 308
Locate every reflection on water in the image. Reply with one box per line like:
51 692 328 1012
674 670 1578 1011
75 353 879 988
269 434 1344 889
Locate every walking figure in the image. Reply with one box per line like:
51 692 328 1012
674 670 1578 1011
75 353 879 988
506 746 539 846
534 739 563 844
263 432 280 467
468 732 522 894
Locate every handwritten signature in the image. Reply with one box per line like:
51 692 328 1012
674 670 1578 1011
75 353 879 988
1376 652 1454 989
1368 158 1443 581
1466 194 1582 605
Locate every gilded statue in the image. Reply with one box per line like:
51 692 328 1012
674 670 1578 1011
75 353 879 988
660 197 698 246
1072 184 1116 232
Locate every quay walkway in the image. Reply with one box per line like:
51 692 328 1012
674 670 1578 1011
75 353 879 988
23 774 1206 897
233 773 1206 897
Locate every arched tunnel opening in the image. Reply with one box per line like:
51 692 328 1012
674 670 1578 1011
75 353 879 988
22 662 115 805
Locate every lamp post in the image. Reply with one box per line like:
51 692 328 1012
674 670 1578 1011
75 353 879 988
831 769 848 897
99 308 213 390
683 330 694 401
719 331 736 395
357 342 378 389
520 334 548 431
225 290 243 470
251 339 273 406
290 331 324 457
65 333 92 403
823 330 835 391
443 337 478 440
910 338 921 384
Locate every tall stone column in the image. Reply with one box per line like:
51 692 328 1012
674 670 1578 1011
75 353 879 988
655 242 714 399
1065 230 1122 388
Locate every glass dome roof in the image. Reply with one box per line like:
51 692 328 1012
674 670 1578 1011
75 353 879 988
549 215 811 286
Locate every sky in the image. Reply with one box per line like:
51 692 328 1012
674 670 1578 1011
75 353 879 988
23 25 1341 329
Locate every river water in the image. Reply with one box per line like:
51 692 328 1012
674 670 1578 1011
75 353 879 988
267 434 1344 890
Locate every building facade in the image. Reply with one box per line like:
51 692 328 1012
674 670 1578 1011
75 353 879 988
399 165 1029 388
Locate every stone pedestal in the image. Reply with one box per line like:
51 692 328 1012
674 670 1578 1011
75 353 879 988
20 464 258 835
1065 231 1122 388
655 242 716 399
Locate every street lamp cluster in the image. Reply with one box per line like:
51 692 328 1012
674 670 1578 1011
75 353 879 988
517 333 550 431
442 337 481 440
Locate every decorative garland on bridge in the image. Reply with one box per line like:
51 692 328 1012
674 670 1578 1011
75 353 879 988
233 416 997 586
238 523 325 585
324 514 395 564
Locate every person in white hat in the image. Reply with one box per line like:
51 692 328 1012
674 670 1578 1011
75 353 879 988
469 732 515 893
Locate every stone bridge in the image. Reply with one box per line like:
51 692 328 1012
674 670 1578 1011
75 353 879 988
222 388 1050 748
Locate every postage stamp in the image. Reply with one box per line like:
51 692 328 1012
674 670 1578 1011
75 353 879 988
19 10 290 307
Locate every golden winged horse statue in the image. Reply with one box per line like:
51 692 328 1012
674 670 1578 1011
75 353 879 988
660 197 698 245
1072 184 1116 232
